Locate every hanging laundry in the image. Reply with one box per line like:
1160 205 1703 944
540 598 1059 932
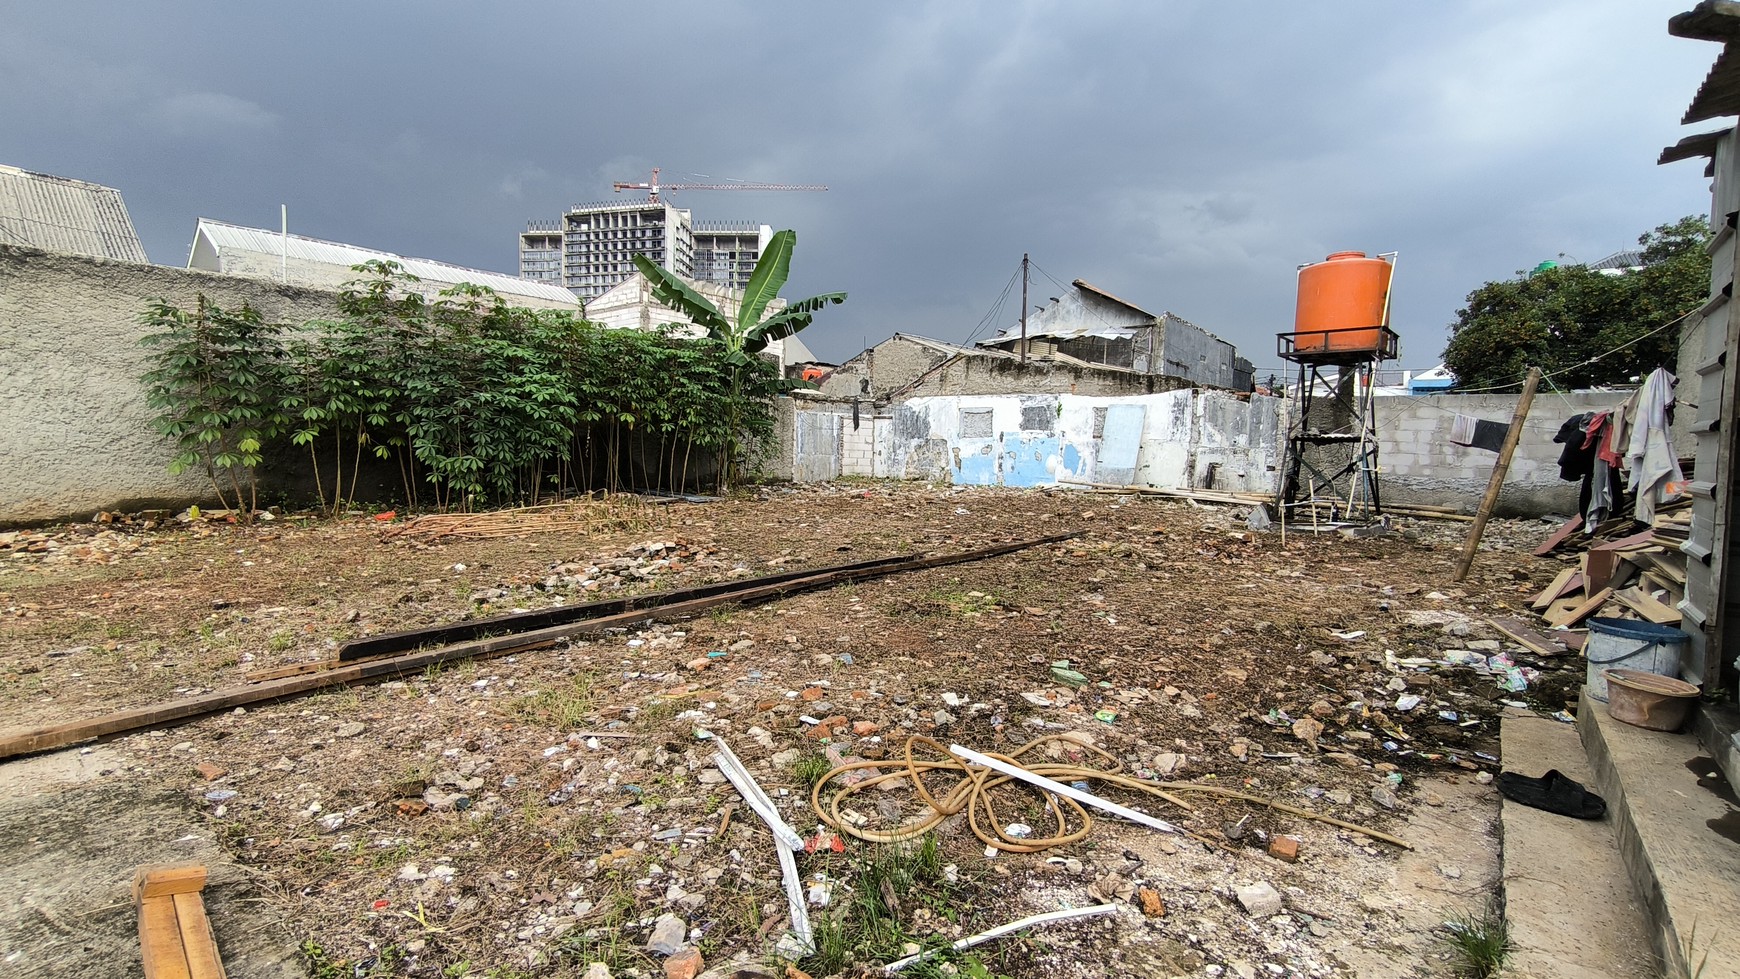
1449 414 1511 452
1553 413 1596 481
1626 367 1684 522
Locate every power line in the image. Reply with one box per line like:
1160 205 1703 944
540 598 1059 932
960 265 1020 347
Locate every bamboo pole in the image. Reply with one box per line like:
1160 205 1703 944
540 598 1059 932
1454 366 1541 581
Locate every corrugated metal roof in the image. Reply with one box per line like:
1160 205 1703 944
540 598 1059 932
0 164 148 263
1589 250 1645 271
893 333 1016 359
190 218 578 305
1070 278 1154 318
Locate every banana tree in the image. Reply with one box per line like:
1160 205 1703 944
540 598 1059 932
632 229 845 486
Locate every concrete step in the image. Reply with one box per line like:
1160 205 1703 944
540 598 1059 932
1499 711 1658 979
1580 696 1740 978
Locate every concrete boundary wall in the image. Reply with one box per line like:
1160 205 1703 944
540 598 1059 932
784 390 1285 494
1374 391 1628 516
783 388 1647 518
1 246 342 525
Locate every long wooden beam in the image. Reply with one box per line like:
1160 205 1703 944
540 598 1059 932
0 534 1078 761
337 550 922 661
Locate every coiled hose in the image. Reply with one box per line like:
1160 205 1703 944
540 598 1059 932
809 734 1411 852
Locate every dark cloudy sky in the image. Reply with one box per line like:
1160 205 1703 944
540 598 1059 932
3 1 1718 369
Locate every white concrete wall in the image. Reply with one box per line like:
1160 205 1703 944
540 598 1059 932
0 246 343 524
786 390 1285 493
210 247 580 310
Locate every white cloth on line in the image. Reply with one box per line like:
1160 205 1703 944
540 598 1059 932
1625 367 1683 523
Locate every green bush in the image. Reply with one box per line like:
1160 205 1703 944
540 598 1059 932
140 261 786 513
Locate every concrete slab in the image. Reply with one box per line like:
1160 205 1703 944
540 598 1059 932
1499 711 1658 979
0 747 301 978
1581 696 1740 978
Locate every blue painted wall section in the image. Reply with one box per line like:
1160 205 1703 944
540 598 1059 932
955 441 999 485
999 434 1060 488
1097 404 1146 485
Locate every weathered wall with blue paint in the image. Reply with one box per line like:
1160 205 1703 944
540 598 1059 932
800 390 1284 493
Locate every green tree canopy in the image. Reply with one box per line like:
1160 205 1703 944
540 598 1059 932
1441 215 1711 391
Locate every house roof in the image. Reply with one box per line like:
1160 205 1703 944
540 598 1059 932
892 333 1016 359
1070 278 1154 318
1671 2 1740 122
1588 250 1645 271
189 218 577 305
0 164 148 263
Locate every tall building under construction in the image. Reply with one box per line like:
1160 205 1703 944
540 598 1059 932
519 201 771 302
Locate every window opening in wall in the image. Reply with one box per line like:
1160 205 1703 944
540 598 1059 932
1019 402 1056 433
960 409 994 438
1092 407 1108 439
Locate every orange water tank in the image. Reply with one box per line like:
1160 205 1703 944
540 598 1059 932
1293 251 1393 353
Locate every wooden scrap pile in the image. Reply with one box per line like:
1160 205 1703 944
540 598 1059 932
1526 499 1692 639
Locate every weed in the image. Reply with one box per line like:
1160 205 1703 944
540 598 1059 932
1675 921 1713 979
789 751 832 788
800 835 961 976
507 672 598 730
1441 905 1512 978
301 937 404 978
634 697 679 728
554 882 648 974
267 630 295 652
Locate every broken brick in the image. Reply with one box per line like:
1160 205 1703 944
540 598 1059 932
1268 836 1301 862
800 687 825 701
195 762 227 781
851 721 880 736
1135 887 1166 917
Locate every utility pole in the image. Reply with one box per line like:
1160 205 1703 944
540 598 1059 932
1020 253 1029 364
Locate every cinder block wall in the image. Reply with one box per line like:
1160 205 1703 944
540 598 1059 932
1374 391 1625 516
0 246 341 525
839 416 875 476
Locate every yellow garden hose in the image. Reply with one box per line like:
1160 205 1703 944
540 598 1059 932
809 734 1412 852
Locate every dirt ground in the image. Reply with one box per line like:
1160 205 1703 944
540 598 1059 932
0 483 1578 979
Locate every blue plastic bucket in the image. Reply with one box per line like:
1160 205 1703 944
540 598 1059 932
1584 617 1689 702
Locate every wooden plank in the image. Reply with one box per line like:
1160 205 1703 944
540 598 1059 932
1615 586 1683 625
1546 587 1616 628
1532 514 1583 556
0 534 1078 760
1456 366 1541 581
1640 549 1689 585
138 895 192 979
1592 529 1660 552
1488 616 1571 656
1543 596 1583 624
338 550 924 661
1531 568 1578 610
134 866 208 900
173 891 226 979
1642 571 1685 604
1585 549 1625 593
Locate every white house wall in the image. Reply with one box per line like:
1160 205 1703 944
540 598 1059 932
790 391 1284 493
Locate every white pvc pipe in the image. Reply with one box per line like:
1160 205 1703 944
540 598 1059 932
949 744 1181 835
709 735 813 954
883 903 1119 973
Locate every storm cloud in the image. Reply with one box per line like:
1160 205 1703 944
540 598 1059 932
2 1 1714 369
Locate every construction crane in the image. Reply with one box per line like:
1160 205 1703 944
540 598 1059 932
612 168 827 204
